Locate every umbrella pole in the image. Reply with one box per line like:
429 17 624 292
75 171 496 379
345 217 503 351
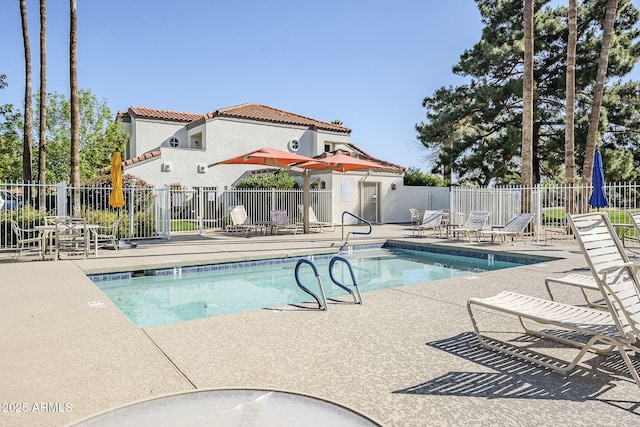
303 171 310 234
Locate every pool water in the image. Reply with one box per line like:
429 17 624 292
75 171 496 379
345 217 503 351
96 247 523 328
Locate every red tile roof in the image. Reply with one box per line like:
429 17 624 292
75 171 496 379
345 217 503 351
207 103 351 133
120 103 351 134
124 107 203 123
123 149 162 167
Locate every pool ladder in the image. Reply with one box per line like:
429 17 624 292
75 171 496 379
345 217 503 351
294 256 362 311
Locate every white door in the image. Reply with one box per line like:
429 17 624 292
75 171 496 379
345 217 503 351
359 182 379 223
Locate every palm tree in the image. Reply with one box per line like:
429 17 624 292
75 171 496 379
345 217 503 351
19 0 33 189
70 0 80 216
565 0 577 214
521 0 534 215
583 0 619 187
38 0 47 211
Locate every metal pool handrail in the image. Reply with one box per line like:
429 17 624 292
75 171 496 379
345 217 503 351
294 259 328 311
329 256 362 304
341 211 372 241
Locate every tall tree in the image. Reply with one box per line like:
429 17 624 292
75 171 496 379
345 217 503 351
565 0 577 186
583 0 619 186
19 0 33 186
38 0 47 210
416 0 640 185
522 0 534 189
565 0 578 215
70 0 80 215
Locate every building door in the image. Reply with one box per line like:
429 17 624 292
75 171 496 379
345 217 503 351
359 182 379 223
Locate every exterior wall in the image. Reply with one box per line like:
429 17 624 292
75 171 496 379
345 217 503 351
129 118 190 156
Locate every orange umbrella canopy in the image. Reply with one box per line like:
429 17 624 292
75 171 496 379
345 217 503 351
297 151 388 172
108 152 125 208
209 147 319 169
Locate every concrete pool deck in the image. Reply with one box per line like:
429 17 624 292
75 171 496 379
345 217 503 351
2 224 640 426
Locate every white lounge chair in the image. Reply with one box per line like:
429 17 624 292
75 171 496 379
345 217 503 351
452 211 489 241
270 210 299 234
621 210 640 252
544 272 604 309
411 210 443 237
468 212 640 389
478 213 534 244
297 205 335 232
226 205 265 236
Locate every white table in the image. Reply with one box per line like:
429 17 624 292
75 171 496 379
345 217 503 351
34 222 99 260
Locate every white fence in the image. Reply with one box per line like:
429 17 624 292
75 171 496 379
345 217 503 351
2 180 640 250
0 182 332 251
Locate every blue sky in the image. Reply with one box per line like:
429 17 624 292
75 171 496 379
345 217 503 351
1 0 638 171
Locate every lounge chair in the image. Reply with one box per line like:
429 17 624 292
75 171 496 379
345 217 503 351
478 212 534 245
297 204 335 232
411 210 443 237
226 205 265 236
270 210 299 234
452 211 489 242
621 210 640 252
544 272 604 309
467 212 640 388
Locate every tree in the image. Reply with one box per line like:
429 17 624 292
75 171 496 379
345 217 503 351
19 0 33 185
403 167 447 186
38 0 47 210
583 0 619 187
417 0 640 185
565 0 577 186
70 0 80 215
522 0 534 188
565 0 578 215
0 75 22 180
235 171 296 189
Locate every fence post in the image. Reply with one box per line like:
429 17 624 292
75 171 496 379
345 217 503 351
198 187 204 235
56 182 67 217
129 179 136 239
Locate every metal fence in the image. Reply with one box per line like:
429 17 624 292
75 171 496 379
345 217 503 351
0 181 332 251
3 180 640 250
451 182 640 241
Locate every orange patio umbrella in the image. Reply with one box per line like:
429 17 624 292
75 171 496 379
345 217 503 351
209 147 320 169
108 151 125 208
295 151 389 172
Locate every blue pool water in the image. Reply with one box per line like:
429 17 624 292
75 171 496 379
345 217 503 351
93 245 537 328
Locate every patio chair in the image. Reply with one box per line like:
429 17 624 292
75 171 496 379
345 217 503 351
93 216 122 251
10 220 42 260
270 210 299 234
478 213 534 245
452 211 489 242
226 205 265 237
468 212 640 389
409 208 424 226
54 216 88 260
411 210 443 237
297 204 335 232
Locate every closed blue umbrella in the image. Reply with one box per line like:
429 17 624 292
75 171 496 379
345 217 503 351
589 150 608 209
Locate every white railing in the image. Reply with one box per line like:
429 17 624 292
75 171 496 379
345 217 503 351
3 180 639 250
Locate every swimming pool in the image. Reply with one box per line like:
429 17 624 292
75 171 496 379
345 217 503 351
92 244 545 328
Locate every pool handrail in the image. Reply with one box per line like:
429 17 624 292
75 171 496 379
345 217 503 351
294 259 328 311
328 256 362 304
341 211 372 241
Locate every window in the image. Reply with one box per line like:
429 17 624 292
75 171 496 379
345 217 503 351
324 143 333 153
169 137 179 148
289 139 299 152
